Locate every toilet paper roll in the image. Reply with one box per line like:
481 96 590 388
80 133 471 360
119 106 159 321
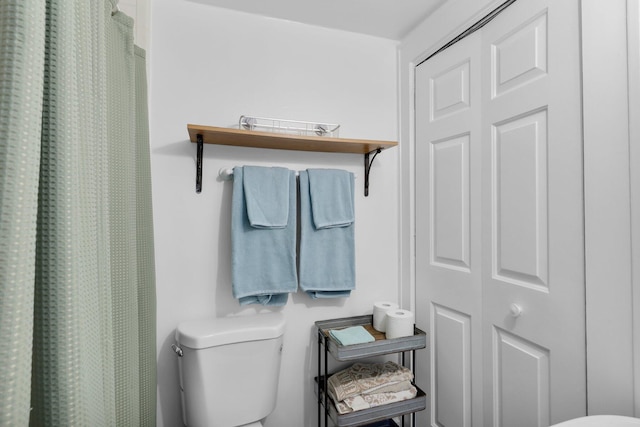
385 309 415 339
373 301 399 332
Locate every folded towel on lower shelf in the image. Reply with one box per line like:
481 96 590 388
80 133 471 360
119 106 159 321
333 386 418 415
327 361 414 402
329 326 375 346
326 361 417 415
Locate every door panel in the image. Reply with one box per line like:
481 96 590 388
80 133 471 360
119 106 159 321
482 0 584 425
493 327 550 427
492 11 548 97
492 109 548 290
431 133 470 271
433 304 472 427
416 32 482 427
431 60 471 120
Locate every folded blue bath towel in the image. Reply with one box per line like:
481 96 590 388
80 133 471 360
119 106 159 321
307 169 354 229
329 326 375 346
299 169 355 299
231 166 298 306
243 166 290 229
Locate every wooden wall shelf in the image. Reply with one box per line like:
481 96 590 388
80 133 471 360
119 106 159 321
187 124 398 196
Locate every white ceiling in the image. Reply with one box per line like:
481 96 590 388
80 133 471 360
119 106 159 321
189 0 448 40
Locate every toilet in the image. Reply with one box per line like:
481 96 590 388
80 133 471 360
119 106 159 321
550 415 640 426
174 312 285 427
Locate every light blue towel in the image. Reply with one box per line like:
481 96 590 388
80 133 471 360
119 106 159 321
243 166 290 229
307 169 355 229
329 326 375 346
299 169 355 299
231 166 297 306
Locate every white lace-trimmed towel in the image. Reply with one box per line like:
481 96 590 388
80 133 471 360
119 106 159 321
327 361 416 414
333 386 418 414
327 361 413 402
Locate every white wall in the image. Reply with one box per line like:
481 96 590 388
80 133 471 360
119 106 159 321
149 1 400 426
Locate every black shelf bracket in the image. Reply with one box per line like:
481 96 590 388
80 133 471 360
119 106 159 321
196 134 203 193
364 148 382 197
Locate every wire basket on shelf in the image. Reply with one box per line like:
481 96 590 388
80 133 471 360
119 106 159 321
239 115 340 138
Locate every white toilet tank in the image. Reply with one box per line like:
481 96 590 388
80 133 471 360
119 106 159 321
175 313 285 427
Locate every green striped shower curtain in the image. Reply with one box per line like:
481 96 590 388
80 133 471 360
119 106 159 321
0 1 156 426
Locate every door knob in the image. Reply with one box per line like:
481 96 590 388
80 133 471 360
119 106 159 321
509 303 523 318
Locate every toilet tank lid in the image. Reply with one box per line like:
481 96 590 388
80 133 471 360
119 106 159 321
175 312 285 349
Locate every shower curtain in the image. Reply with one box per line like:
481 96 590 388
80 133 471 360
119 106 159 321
0 1 156 426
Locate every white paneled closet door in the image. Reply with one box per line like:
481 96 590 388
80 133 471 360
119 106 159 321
415 31 483 427
415 0 586 426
